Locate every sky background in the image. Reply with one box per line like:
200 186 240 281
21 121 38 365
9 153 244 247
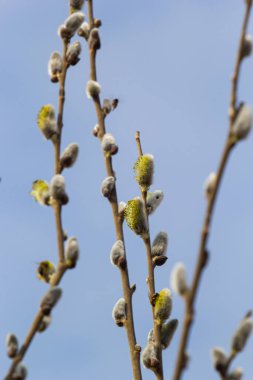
1 1 253 379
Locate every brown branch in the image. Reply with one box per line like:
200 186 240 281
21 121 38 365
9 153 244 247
173 2 252 380
135 131 163 380
85 1 142 379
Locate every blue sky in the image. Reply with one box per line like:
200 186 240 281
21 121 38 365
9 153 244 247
1 1 253 379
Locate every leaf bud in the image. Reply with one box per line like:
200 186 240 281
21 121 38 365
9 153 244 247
66 41 82 66
88 28 101 50
110 240 126 268
50 174 69 205
37 104 57 140
227 368 244 380
171 262 188 296
37 315 52 333
154 288 172 324
48 52 62 83
78 22 90 39
134 154 154 191
86 79 101 99
231 316 253 352
112 298 126 327
65 236 79 268
101 176 115 199
94 18 102 28
146 190 164 215
12 363 28 380
70 0 85 13
60 143 79 169
101 133 118 156
210 347 227 372
141 342 160 371
40 287 62 315
124 197 148 238
203 172 217 200
6 333 18 358
231 104 252 141
92 124 100 137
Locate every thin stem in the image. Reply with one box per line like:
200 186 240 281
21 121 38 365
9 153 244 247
135 131 164 380
86 1 142 379
173 3 252 380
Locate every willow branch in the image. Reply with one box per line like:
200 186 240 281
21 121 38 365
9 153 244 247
135 131 164 380
173 3 252 380
85 2 142 379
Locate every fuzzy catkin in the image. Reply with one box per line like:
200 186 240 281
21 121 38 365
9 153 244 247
171 262 188 296
112 298 126 327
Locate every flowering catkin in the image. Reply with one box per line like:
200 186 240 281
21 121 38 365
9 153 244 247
154 288 172 323
134 154 154 191
37 104 57 140
124 197 148 238
30 180 51 206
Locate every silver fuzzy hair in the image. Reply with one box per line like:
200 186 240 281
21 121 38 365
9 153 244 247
13 363 28 380
88 28 101 50
37 315 52 333
65 236 79 265
101 176 115 198
171 262 188 296
203 172 216 199
154 288 172 323
110 240 125 267
48 51 62 79
141 342 160 370
40 287 62 315
151 231 168 257
50 174 68 204
112 298 126 327
231 104 252 140
227 368 244 380
101 133 118 155
211 347 227 371
231 317 253 352
86 79 101 99
64 12 85 37
78 22 90 40
70 0 85 11
66 41 82 66
146 190 164 215
148 319 178 350
6 333 18 358
60 143 79 168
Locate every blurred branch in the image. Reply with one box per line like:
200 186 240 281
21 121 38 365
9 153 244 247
173 2 253 380
85 1 142 379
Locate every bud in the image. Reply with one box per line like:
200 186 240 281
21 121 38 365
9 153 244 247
151 231 168 257
124 197 149 238
88 28 101 50
6 333 18 358
66 41 82 66
58 25 70 40
92 124 100 137
86 79 101 99
101 133 118 156
60 143 79 169
171 262 188 296
37 315 52 333
36 261 56 283
48 52 62 83
141 342 160 370
30 180 51 206
231 316 253 352
231 104 252 141
112 98 119 110
40 287 62 315
12 363 28 380
94 18 102 28
118 201 126 222
103 98 112 115
148 319 178 349
65 236 79 268
241 34 252 59
203 172 217 200
37 104 57 140
101 176 115 199
50 174 69 205
134 154 154 191
63 12 85 38
211 347 227 372
227 368 244 380
110 240 126 268
154 288 172 324
112 298 126 327
70 0 85 12
146 190 164 215
78 22 90 39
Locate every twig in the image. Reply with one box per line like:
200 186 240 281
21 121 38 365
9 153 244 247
173 2 253 380
135 131 164 380
85 1 142 379
4 21 71 380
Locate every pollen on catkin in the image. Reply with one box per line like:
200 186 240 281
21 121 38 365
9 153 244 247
154 288 172 324
124 197 148 238
49 174 69 205
36 261 56 283
65 236 79 268
171 262 188 296
66 41 82 66
112 298 126 327
231 104 252 141
40 287 62 315
86 79 101 99
37 104 57 140
48 52 62 83
146 190 164 215
101 133 118 156
60 143 79 169
231 316 253 352
134 154 154 191
30 180 51 206
110 240 126 268
6 333 18 358
101 176 115 199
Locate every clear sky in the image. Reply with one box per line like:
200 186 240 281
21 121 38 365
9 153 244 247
1 1 253 379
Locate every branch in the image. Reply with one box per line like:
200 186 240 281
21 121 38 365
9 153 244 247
135 131 164 380
85 1 142 379
173 2 253 380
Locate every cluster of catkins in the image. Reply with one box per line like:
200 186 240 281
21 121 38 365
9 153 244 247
211 313 253 379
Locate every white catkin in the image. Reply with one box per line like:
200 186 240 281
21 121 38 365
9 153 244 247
227 368 244 380
60 143 79 168
151 231 168 257
211 347 227 370
231 317 253 352
203 172 217 199
86 80 101 99
171 262 188 296
65 236 79 265
112 298 126 326
110 240 125 267
146 190 164 214
231 104 252 140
